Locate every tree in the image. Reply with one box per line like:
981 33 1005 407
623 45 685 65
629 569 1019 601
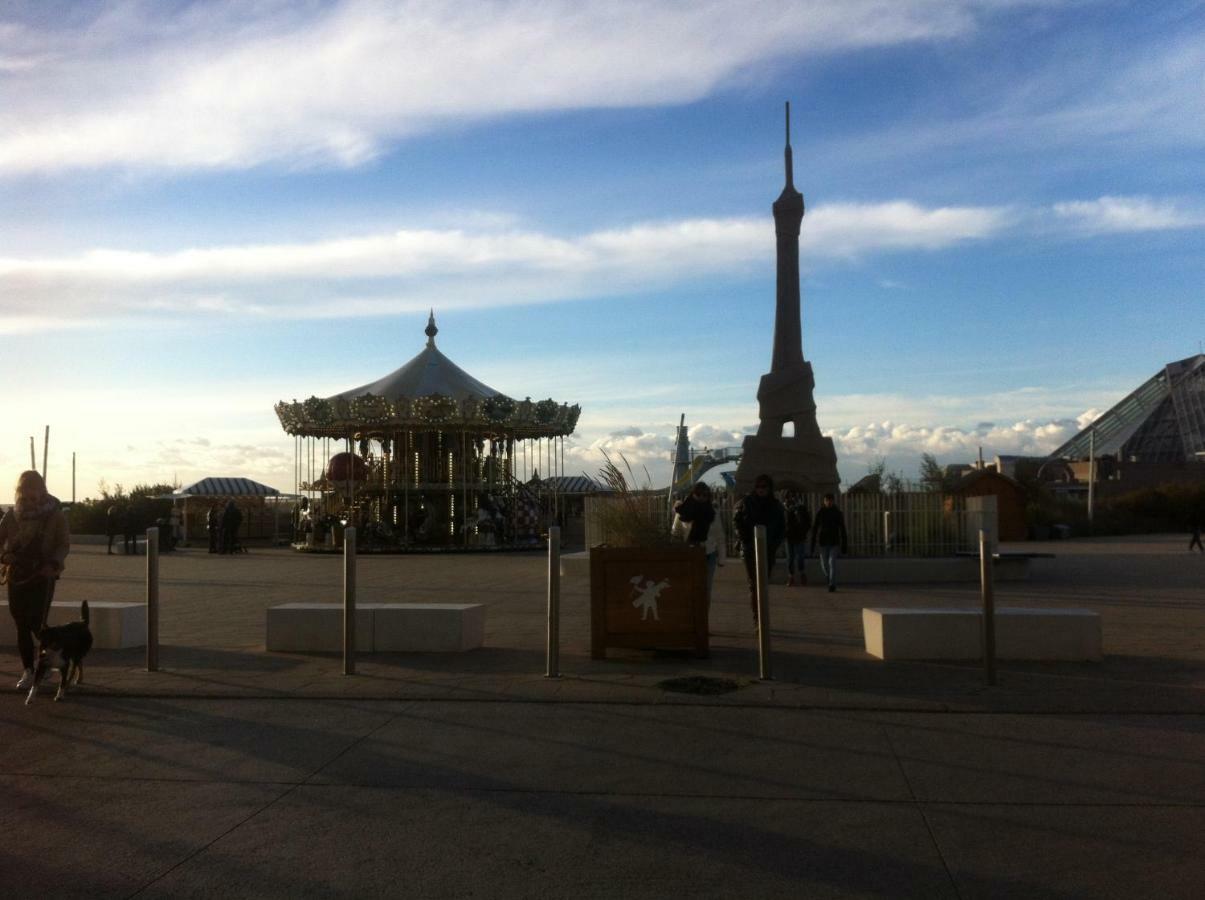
867 456 905 494
920 453 950 493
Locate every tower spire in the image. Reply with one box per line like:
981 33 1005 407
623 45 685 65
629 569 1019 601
425 309 438 347
784 101 794 189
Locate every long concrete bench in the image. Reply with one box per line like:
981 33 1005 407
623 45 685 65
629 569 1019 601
862 607 1101 661
266 603 485 653
0 601 146 649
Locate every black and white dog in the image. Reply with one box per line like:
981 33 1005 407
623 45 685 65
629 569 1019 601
26 601 93 705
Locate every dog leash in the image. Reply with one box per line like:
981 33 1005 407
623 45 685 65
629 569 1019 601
38 576 56 631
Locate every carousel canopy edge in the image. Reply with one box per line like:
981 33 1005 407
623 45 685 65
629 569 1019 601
274 393 581 438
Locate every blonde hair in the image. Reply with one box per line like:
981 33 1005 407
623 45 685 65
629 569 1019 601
14 470 46 511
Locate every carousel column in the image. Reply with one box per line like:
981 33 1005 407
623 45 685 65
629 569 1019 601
461 430 469 547
403 430 411 543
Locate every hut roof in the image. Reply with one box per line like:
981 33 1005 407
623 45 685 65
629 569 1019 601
536 475 612 494
174 477 281 498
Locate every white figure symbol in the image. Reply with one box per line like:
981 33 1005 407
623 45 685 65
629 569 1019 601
630 575 670 621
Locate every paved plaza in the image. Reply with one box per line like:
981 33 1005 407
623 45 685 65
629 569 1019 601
2 536 1202 897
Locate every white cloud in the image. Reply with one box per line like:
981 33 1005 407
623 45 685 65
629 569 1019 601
688 425 747 448
0 0 1055 175
1051 196 1205 234
0 201 1012 330
828 417 1080 466
812 23 1205 169
4 191 1196 332
808 201 1013 257
563 411 1091 488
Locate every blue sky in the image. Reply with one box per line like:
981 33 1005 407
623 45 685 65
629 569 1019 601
1 0 1202 497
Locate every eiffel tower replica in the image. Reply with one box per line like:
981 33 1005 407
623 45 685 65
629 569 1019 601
734 103 840 497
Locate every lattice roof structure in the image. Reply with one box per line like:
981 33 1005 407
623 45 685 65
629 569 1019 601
1050 354 1205 463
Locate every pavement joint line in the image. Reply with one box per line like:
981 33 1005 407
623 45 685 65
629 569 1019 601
125 781 298 900
4 774 1202 807
298 703 413 788
882 722 964 900
123 706 407 900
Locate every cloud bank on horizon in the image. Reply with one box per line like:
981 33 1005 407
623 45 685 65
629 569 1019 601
1 0 1201 494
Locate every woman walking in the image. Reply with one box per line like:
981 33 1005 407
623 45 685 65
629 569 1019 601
733 474 785 624
673 482 726 604
1 471 71 690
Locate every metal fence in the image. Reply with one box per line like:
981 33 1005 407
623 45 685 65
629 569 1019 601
838 490 974 557
587 488 979 558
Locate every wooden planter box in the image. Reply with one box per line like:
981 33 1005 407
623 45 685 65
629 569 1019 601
589 545 708 659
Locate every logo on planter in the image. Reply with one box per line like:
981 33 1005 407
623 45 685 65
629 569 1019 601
629 575 670 622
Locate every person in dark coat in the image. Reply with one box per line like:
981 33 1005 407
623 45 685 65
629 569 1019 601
1190 514 1203 553
122 504 137 555
784 490 812 587
221 500 243 554
673 481 725 602
1 470 70 690
207 504 221 553
810 493 849 592
733 473 785 624
105 504 119 555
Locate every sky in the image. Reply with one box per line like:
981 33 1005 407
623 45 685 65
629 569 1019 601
2 0 1203 499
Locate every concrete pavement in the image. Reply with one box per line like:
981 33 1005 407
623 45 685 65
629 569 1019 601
2 535 1202 897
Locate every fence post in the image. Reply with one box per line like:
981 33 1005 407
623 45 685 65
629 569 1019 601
146 527 159 672
754 524 772 680
546 525 561 678
979 528 996 686
343 525 356 676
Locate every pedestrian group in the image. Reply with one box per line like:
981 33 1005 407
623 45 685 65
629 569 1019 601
674 472 849 627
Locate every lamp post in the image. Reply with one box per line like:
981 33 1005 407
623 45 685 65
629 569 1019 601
1087 429 1095 527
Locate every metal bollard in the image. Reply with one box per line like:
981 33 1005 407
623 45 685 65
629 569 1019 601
754 524 772 680
146 527 159 672
883 510 892 553
545 526 561 678
979 528 997 686
343 526 356 676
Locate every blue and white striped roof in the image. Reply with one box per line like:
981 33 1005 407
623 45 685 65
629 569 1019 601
178 477 280 497
536 475 611 494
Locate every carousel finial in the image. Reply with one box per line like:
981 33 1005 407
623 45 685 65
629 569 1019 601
425 309 438 347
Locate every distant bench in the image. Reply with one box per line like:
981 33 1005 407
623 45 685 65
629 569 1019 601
862 607 1101 661
266 603 485 653
0 601 145 650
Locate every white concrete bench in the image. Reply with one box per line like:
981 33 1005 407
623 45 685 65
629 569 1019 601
266 603 485 653
266 603 374 653
0 601 146 650
862 607 1101 661
373 604 485 652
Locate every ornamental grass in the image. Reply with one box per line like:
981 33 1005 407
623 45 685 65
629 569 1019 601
592 450 674 547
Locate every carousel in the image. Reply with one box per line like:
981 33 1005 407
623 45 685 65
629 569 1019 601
274 313 581 550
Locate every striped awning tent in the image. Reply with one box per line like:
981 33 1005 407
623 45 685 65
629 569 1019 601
176 477 281 498
536 475 611 494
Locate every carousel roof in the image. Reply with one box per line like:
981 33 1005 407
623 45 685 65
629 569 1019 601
331 313 500 403
275 313 580 439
